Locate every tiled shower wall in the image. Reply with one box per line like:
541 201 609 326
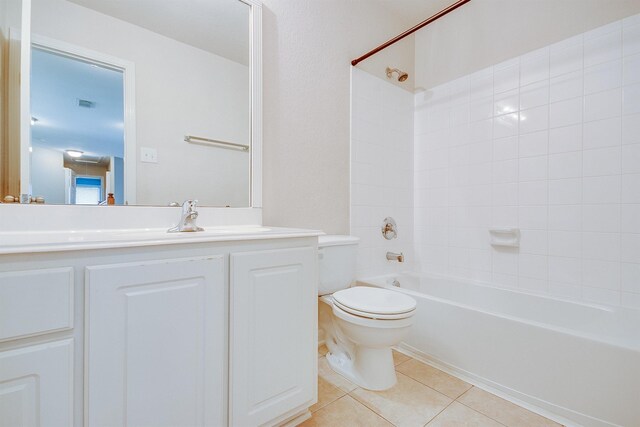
351 68 414 278
414 14 640 308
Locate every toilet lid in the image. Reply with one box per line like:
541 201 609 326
333 287 417 316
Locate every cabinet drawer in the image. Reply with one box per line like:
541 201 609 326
0 267 74 342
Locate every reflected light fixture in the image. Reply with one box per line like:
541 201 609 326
66 150 83 158
30 117 39 125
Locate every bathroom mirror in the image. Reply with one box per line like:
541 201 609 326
1 0 262 207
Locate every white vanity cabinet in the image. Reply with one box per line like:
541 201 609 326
0 232 318 427
85 255 227 427
230 247 317 426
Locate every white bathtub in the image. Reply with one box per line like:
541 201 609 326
357 273 640 427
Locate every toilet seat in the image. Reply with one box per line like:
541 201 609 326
332 287 417 319
333 299 415 320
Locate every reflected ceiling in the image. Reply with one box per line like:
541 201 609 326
67 0 250 65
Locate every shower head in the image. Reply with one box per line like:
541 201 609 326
386 67 409 82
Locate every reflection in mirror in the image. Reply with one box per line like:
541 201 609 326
31 47 125 205
2 0 254 207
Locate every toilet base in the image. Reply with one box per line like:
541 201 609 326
326 346 397 391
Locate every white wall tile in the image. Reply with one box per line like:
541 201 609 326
520 105 549 134
582 204 621 232
492 136 518 161
519 181 548 205
470 96 494 122
520 47 550 86
621 174 640 203
548 256 582 285
583 146 621 176
623 82 640 114
520 81 549 110
584 88 622 122
584 26 622 68
623 53 640 85
519 131 548 158
550 70 583 103
494 89 519 116
582 260 620 289
582 232 620 261
584 59 622 94
550 98 583 128
492 160 518 183
621 204 640 233
549 178 582 205
519 254 548 279
621 233 640 263
623 22 640 57
519 156 548 181
583 117 621 149
549 151 582 179
493 114 518 139
549 230 582 257
549 124 582 153
583 175 621 204
494 58 520 93
621 262 640 293
622 144 640 173
519 206 548 229
549 205 582 231
622 113 640 145
519 229 548 255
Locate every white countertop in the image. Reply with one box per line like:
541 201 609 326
0 226 323 254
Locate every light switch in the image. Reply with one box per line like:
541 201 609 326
140 147 158 163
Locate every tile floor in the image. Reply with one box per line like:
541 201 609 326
302 345 563 427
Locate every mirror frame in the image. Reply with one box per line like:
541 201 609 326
14 0 262 208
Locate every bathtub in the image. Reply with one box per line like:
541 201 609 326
357 273 640 427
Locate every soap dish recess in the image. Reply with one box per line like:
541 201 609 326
489 227 520 248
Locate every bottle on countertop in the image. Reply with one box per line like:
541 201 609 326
107 193 115 205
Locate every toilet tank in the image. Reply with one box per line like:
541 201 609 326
318 235 360 296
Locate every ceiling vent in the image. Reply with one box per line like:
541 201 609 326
77 99 95 108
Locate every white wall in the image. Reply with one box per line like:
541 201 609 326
30 144 65 204
261 0 415 233
31 0 250 207
413 14 640 308
415 0 640 91
351 68 414 277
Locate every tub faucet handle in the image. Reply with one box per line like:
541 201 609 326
386 251 404 262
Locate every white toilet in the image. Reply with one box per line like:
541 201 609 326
318 235 417 391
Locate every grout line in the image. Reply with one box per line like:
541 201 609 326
422 399 457 427
453 395 512 427
346 389 398 426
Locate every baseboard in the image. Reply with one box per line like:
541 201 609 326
395 343 619 427
276 409 311 427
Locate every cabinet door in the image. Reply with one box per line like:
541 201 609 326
86 256 226 427
230 247 317 426
0 339 74 427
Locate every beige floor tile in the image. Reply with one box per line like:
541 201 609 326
301 395 393 427
392 349 411 366
458 387 561 427
310 376 347 413
396 359 472 399
318 344 329 357
349 372 452 427
426 401 504 427
318 356 358 393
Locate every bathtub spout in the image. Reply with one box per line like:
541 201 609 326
386 252 404 262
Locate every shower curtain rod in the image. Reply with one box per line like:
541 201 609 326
350 0 472 67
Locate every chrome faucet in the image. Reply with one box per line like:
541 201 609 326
386 252 404 262
168 200 204 232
